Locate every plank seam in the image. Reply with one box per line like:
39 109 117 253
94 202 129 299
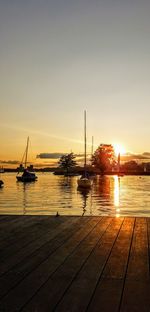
0 217 91 299
84 217 125 311
19 217 103 311
51 218 113 311
117 217 136 312
0 217 96 302
0 217 83 277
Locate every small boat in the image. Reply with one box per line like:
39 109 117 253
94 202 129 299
17 169 37 182
77 111 92 189
0 180 4 187
16 137 37 183
77 176 92 188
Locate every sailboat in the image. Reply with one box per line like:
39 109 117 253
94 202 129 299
77 111 92 189
16 137 38 182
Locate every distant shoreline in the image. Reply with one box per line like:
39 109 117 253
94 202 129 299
2 168 150 176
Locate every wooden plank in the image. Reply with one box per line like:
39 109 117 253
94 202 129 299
0 216 149 312
90 279 123 312
53 218 123 312
0 215 19 222
0 217 101 311
120 218 150 312
0 217 50 248
101 218 135 279
0 216 45 249
0 217 87 276
0 216 68 261
22 217 123 312
0 215 61 238
120 281 150 312
125 218 149 281
0 216 90 298
0 215 37 231
0 215 50 243
87 217 135 312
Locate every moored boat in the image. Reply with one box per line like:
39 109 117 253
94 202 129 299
17 169 37 182
77 111 92 189
16 137 37 183
77 176 92 188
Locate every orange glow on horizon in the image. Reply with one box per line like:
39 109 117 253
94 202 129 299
113 143 126 157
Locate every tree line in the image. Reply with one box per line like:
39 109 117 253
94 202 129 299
58 144 150 175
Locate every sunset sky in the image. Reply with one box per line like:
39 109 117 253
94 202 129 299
1 0 150 165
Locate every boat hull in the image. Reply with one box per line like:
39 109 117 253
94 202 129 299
16 176 37 182
77 178 92 188
16 171 37 183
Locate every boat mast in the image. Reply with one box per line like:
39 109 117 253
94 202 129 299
84 110 86 168
118 152 120 173
24 137 29 169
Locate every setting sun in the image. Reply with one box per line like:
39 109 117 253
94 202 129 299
113 143 126 156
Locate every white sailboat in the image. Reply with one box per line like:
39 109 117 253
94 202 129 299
16 137 37 182
77 111 92 189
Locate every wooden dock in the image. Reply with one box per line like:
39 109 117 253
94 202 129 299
0 215 150 311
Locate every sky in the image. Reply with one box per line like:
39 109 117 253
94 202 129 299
0 0 150 166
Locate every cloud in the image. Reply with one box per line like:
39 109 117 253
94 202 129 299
36 152 86 159
3 152 150 167
36 153 66 159
121 153 150 161
0 160 20 165
142 152 150 157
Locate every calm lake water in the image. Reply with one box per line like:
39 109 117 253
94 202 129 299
0 173 150 217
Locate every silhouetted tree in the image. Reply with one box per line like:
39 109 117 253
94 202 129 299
58 153 77 174
92 144 115 174
122 160 139 172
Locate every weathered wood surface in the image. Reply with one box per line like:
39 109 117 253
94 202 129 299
0 216 149 312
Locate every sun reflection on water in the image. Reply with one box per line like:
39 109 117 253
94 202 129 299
114 175 120 217
1 173 150 217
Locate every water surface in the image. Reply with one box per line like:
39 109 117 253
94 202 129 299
0 173 150 217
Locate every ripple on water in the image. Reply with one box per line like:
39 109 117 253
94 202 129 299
0 173 150 216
